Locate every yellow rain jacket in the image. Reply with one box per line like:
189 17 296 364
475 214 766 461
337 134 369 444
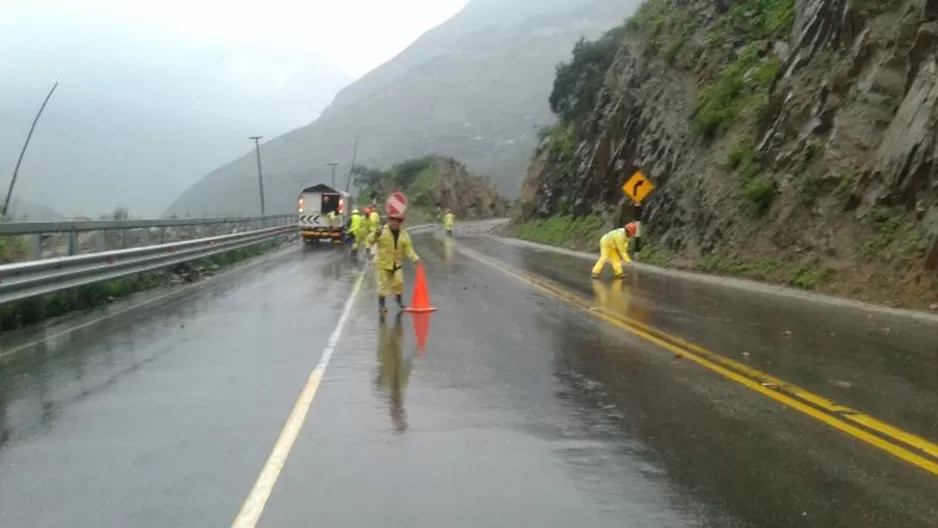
368 211 380 232
368 225 420 271
368 225 420 297
443 212 455 230
349 210 365 248
591 227 632 277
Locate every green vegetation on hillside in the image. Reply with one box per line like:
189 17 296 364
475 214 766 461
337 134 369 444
517 215 605 248
0 216 26 263
549 28 626 125
352 156 440 221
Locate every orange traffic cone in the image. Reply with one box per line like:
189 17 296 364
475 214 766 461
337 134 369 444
404 263 437 313
412 312 432 355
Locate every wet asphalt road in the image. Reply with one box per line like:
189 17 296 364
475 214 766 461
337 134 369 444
2 232 938 527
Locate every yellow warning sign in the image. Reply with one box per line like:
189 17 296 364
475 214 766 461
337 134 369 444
622 171 654 204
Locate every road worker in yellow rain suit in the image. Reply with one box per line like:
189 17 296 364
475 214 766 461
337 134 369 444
348 208 365 258
367 210 420 313
442 209 455 236
367 207 381 258
591 222 637 279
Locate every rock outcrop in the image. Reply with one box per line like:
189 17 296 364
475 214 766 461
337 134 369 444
432 158 510 219
357 156 509 220
520 0 938 306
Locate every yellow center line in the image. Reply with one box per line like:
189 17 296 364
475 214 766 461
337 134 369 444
456 243 938 477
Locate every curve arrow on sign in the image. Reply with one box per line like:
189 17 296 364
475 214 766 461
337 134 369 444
632 180 644 197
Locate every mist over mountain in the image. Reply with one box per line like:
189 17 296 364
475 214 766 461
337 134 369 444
0 15 350 219
166 0 638 217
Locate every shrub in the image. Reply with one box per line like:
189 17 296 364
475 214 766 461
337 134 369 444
549 32 623 124
693 44 767 138
790 265 834 290
741 176 776 214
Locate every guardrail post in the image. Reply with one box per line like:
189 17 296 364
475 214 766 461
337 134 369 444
140 228 150 247
95 230 106 252
67 231 77 256
28 234 41 260
121 228 128 249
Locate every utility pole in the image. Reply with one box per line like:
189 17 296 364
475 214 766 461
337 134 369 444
3 82 59 218
326 162 338 188
343 133 359 194
249 136 266 215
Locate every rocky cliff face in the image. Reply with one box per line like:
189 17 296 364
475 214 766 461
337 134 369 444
432 157 510 219
520 0 938 306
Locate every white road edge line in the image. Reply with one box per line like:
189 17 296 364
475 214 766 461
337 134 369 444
231 271 365 528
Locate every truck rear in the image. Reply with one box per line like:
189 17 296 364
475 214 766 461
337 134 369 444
297 184 349 245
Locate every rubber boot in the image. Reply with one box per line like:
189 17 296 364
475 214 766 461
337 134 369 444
396 294 405 309
379 296 388 314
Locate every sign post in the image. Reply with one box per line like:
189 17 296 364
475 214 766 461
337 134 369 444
621 171 655 252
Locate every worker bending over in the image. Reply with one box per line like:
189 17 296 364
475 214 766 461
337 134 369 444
442 209 455 236
591 222 637 279
367 209 421 313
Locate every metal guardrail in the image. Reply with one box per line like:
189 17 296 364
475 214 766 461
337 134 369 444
0 214 296 235
0 214 296 260
0 223 294 306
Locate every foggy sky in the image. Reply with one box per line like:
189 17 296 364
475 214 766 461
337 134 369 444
0 0 468 217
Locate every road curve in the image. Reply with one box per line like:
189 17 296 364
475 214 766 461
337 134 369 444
1 232 937 527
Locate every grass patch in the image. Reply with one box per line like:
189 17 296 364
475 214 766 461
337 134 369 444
516 215 605 248
789 265 835 290
693 43 781 138
708 0 796 44
635 243 671 266
741 176 777 214
901 231 928 257
0 239 283 332
697 254 784 280
727 140 755 169
834 173 856 199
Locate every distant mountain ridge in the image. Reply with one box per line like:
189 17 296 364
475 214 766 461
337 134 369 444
1 196 65 221
165 0 638 218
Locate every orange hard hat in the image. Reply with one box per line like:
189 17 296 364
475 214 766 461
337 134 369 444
625 222 637 237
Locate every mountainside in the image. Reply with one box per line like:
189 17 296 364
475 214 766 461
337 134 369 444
165 0 639 218
517 0 938 308
1 196 65 221
353 156 508 222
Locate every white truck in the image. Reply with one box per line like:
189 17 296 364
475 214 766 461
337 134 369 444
297 184 350 245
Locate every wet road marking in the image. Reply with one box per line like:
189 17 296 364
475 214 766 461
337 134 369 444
455 244 938 478
231 271 365 528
